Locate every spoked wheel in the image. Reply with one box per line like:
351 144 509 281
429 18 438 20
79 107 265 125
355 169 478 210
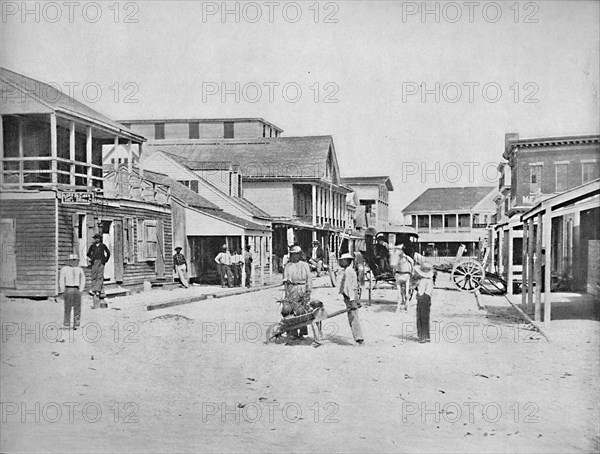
451 259 485 293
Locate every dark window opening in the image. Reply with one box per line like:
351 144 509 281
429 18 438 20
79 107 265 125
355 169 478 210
189 122 200 139
155 123 165 140
224 122 234 139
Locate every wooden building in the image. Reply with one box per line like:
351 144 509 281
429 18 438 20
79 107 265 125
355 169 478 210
139 150 273 283
340 176 394 229
403 186 498 257
521 179 600 324
493 132 600 294
0 68 173 297
142 136 352 265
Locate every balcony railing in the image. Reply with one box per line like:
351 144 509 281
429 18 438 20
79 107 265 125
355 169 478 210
1 157 103 189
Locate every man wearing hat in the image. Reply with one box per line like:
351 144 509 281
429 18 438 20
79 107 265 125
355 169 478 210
414 262 434 343
173 247 189 288
214 244 233 288
309 240 325 277
59 253 86 329
283 245 313 339
87 233 110 299
338 252 364 346
243 245 253 288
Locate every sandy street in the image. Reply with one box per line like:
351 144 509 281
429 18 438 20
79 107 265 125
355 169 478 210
1 273 598 453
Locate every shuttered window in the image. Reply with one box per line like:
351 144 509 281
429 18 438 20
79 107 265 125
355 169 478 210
137 218 146 261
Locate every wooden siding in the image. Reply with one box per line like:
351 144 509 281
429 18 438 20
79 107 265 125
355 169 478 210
58 200 173 289
0 196 57 296
243 181 293 218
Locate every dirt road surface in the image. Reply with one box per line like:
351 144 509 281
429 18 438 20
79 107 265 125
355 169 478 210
1 274 598 453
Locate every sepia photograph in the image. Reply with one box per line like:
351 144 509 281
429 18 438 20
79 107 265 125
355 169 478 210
0 1 599 452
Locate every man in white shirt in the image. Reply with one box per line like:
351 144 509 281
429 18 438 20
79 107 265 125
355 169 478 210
59 253 86 329
338 253 364 346
414 262 434 343
215 244 233 287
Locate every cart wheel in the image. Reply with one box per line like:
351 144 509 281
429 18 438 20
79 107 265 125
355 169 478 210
451 259 485 293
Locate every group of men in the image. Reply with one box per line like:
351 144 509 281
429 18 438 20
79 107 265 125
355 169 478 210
214 244 254 288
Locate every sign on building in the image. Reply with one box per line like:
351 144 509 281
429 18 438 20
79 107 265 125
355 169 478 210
61 191 96 204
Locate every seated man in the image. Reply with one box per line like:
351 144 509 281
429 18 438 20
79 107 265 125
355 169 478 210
308 240 325 276
374 236 389 274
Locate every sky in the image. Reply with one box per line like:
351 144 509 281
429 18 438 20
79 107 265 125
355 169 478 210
2 0 599 222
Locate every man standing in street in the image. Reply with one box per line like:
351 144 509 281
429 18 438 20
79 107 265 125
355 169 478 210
309 240 324 276
231 247 243 287
59 253 86 329
215 244 233 287
173 246 189 288
243 244 253 288
87 233 110 301
338 252 365 346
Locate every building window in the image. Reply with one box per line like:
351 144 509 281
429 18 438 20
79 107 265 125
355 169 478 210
189 122 200 139
504 198 510 213
224 122 234 139
458 214 470 229
262 124 266 138
155 123 165 140
190 180 199 193
444 214 456 229
178 180 190 188
137 219 158 261
555 163 568 192
238 174 242 197
582 161 598 184
530 165 542 194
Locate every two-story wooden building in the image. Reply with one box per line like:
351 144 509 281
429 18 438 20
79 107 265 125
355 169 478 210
0 68 174 297
403 186 498 257
340 176 394 229
141 136 351 264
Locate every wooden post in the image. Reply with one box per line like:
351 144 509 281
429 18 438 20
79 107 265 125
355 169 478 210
268 235 273 278
260 236 265 286
127 140 133 173
0 114 3 186
86 126 93 187
312 184 317 226
507 226 513 295
50 114 58 185
534 213 543 322
240 234 246 285
521 220 528 309
69 121 75 185
527 217 535 314
18 117 23 189
543 212 552 326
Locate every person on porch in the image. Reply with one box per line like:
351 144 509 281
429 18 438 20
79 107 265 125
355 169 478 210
309 240 325 277
87 233 110 298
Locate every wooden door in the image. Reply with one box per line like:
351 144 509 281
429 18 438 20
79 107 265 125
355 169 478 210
114 219 124 282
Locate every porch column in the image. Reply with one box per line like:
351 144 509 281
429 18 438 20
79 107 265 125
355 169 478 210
428 214 431 233
86 126 93 187
50 113 58 185
329 186 333 223
113 136 119 171
268 235 273 277
527 218 535 314
534 213 543 322
312 184 317 226
241 235 246 285
521 220 528 309
69 121 76 185
455 214 458 232
0 115 3 186
507 226 513 295
543 212 552 326
18 117 23 189
127 140 133 173
260 236 265 286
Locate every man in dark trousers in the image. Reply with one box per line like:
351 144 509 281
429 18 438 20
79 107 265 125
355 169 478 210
173 246 189 288
87 233 110 301
309 240 325 276
243 245 253 288
59 253 86 329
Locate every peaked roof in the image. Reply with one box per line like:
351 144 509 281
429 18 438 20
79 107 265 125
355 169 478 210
0 67 144 142
403 186 497 213
145 136 337 180
341 176 394 191
143 170 220 211
148 151 272 220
